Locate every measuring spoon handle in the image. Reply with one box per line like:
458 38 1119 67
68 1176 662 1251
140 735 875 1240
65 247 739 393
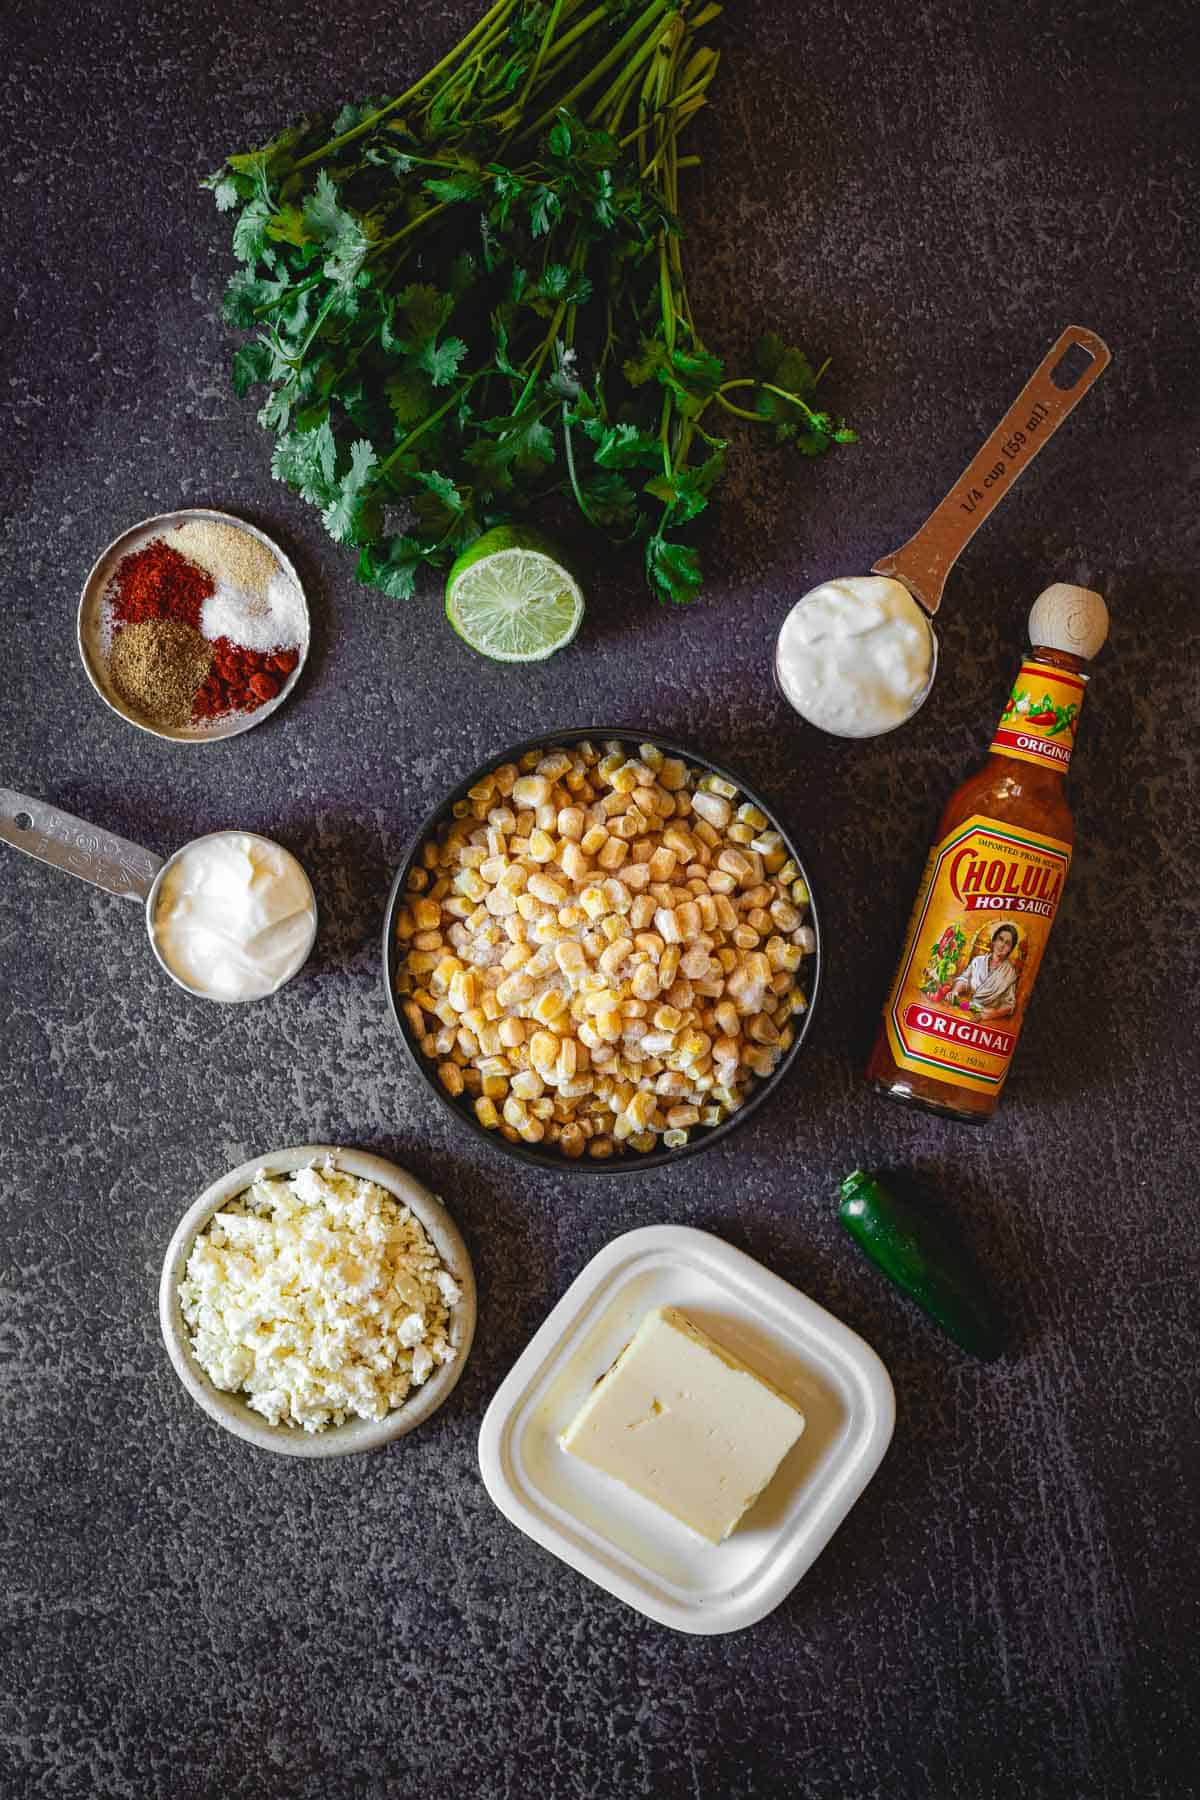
0 788 163 903
873 326 1111 614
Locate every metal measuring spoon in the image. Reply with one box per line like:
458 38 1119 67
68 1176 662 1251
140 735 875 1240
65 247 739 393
0 788 317 1002
775 326 1111 738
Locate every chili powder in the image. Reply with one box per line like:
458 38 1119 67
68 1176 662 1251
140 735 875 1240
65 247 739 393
109 539 214 631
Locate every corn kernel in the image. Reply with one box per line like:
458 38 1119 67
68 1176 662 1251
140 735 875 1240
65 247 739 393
597 835 630 870
448 968 478 1013
560 842 589 883
533 987 568 1025
512 775 551 807
475 1096 500 1129
438 1061 466 1097
625 1089 657 1128
630 962 659 1002
496 971 534 1007
599 937 634 976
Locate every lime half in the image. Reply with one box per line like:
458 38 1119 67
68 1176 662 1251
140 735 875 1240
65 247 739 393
445 526 584 662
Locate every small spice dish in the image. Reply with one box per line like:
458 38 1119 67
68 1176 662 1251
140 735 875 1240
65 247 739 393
381 726 821 1174
78 507 310 743
159 1145 477 1458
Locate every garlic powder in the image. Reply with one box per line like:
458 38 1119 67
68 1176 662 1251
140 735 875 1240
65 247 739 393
178 1161 462 1432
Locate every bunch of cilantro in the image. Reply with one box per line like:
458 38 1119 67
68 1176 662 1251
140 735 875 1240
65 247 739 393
206 0 854 606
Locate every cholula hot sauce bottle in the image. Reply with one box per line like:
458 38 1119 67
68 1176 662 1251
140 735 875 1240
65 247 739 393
866 583 1108 1122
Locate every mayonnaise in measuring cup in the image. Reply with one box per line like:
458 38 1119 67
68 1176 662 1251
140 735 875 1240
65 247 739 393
775 576 936 738
151 832 316 1001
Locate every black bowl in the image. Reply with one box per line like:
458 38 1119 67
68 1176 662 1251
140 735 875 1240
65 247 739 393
381 727 821 1174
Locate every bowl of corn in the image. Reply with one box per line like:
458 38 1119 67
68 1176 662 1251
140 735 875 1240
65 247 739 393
382 729 820 1171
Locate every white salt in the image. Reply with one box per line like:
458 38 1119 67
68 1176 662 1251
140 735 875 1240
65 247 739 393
201 571 306 651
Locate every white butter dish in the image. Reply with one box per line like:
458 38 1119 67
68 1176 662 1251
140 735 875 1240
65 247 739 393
477 1225 895 1634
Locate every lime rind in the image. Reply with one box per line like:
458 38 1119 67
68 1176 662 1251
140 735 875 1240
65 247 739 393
446 544 584 663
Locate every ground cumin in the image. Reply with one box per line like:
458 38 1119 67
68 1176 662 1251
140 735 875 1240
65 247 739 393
109 618 214 727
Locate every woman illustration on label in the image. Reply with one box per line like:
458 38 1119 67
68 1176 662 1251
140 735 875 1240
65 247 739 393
950 923 1020 1020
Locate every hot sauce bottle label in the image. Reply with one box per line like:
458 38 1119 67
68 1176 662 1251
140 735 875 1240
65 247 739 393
883 814 1072 1091
989 659 1087 772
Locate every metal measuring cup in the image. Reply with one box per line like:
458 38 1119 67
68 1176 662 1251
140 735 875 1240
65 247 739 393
0 788 317 1002
775 326 1112 737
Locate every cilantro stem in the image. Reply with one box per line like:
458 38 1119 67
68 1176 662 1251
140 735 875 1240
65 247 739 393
379 374 482 475
369 201 450 257
716 377 824 425
291 0 516 170
501 0 564 147
518 0 672 142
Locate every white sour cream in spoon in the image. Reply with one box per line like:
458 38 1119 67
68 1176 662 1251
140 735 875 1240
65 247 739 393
775 576 937 738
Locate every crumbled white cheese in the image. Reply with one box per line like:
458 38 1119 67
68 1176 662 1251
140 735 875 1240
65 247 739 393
178 1160 462 1433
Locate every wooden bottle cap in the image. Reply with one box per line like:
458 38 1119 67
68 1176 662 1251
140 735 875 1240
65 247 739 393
1027 583 1108 660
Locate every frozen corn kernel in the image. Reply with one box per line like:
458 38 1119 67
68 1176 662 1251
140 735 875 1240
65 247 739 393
512 775 552 807
496 971 535 1007
691 791 732 828
530 1031 560 1073
448 968 478 1013
528 988 565 1026
438 1062 465 1097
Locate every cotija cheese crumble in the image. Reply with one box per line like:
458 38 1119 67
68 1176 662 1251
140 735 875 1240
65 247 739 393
178 1161 461 1432
395 739 815 1158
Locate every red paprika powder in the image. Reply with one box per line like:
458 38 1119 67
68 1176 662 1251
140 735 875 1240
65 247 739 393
110 539 213 631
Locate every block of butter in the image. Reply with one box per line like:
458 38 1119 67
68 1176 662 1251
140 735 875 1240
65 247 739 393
560 1306 806 1544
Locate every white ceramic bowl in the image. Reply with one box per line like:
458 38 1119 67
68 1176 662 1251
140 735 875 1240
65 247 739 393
159 1145 476 1457
478 1225 894 1633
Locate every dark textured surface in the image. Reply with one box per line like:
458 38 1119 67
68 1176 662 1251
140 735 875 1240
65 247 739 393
2 0 1197 1794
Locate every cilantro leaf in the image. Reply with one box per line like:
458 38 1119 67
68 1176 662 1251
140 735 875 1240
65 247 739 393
203 170 241 213
322 438 379 542
231 200 274 264
529 185 562 237
644 448 724 524
419 334 468 386
231 341 274 397
645 535 703 605
754 331 819 398
424 171 486 203
393 284 453 347
302 171 371 285
589 422 662 469
222 271 287 329
356 535 428 599
581 469 637 528
498 409 555 471
271 418 338 505
412 469 464 512
384 369 434 426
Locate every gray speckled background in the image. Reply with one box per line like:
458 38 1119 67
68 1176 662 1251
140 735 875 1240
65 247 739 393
2 0 1197 1795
